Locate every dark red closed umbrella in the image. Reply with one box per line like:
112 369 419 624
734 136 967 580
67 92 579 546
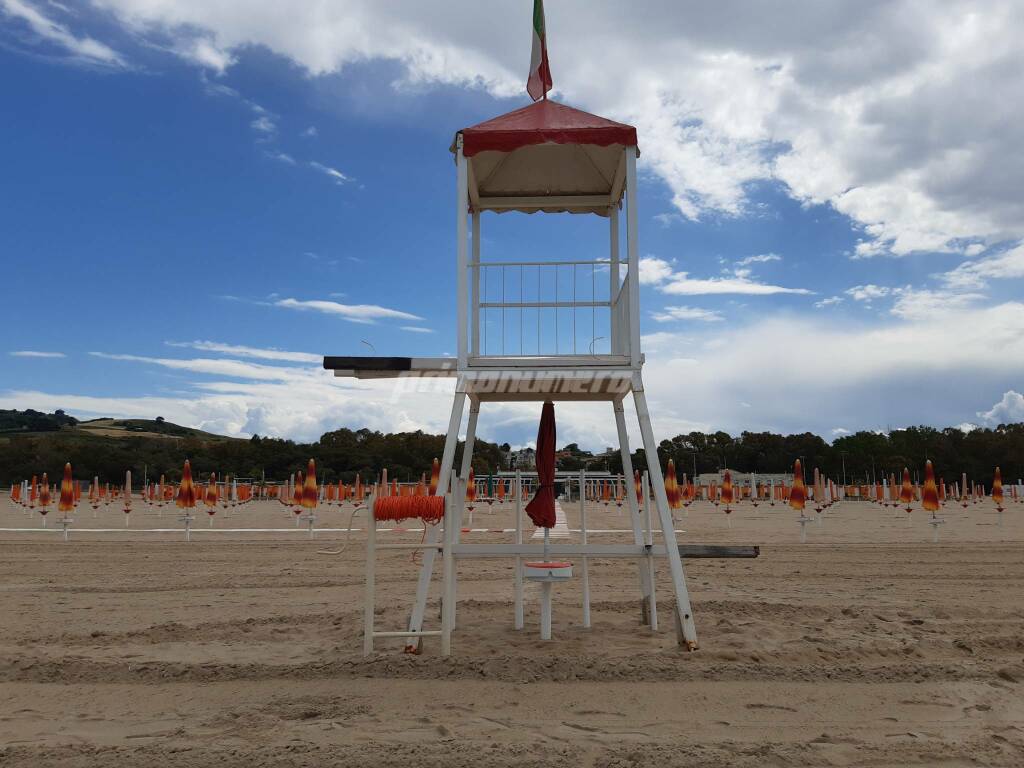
525 401 556 528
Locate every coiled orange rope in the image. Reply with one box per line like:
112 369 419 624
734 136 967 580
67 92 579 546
373 495 444 523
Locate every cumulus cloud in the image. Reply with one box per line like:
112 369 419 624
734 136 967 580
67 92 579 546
77 0 1024 256
977 390 1024 425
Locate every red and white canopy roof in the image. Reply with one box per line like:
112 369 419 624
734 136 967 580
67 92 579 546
452 100 638 216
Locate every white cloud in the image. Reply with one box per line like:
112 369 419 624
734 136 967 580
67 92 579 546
400 326 434 333
301 126 318 138
651 306 723 323
172 35 235 72
309 161 351 184
275 297 421 323
845 284 892 302
89 352 304 381
165 340 321 364
250 115 276 135
640 256 809 296
9 350 65 358
890 288 985 320
2 0 124 66
941 243 1024 291
735 253 781 267
38 0 1021 257
264 150 295 164
831 427 850 436
977 390 1024 425
661 272 810 296
814 296 843 309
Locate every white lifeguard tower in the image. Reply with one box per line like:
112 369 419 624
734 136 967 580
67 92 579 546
327 97 718 653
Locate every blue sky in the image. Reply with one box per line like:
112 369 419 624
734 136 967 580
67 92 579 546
2 1 1023 448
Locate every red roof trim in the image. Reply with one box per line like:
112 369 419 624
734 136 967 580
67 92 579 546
457 99 637 157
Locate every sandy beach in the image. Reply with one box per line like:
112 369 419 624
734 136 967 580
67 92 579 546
1 497 1022 766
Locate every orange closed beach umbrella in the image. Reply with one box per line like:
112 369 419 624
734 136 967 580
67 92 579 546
992 467 1004 512
205 472 218 513
789 460 806 512
302 459 318 509
58 463 76 514
429 458 440 496
900 467 914 512
38 473 51 516
177 459 196 509
664 459 680 510
465 466 476 507
921 461 939 514
721 469 734 515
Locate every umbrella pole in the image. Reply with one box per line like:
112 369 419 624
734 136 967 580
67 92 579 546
514 469 524 630
540 526 552 640
579 469 591 629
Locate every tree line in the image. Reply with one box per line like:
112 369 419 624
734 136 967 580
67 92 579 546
1 410 1021 488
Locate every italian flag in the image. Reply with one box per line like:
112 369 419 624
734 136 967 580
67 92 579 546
526 0 553 101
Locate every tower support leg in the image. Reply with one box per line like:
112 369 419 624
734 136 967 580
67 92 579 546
404 386 467 651
631 375 699 650
613 397 654 624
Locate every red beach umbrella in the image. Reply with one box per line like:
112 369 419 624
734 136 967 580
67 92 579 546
524 400 556 528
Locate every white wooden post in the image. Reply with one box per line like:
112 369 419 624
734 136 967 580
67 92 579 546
625 147 641 367
456 137 469 368
441 471 458 656
471 210 480 356
633 377 699 649
579 469 591 628
609 206 620 353
642 471 658 631
613 398 654 621
514 468 524 629
363 491 377 655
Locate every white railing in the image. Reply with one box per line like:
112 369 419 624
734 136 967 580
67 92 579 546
610 272 630 357
470 259 625 358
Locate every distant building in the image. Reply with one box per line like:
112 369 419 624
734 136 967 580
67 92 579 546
507 447 536 470
696 471 792 488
